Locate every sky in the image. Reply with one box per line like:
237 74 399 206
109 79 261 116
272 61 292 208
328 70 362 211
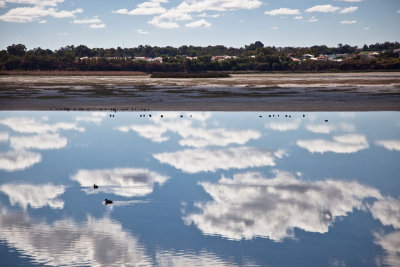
0 0 399 50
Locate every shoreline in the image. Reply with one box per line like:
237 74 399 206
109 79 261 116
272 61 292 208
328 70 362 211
1 72 399 111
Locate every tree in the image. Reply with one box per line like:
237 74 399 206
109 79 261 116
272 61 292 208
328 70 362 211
246 41 264 51
7 44 26 56
75 45 92 57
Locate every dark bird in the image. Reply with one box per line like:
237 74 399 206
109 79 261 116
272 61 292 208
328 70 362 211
303 114 305 117
105 199 113 205
93 184 98 189
325 120 328 122
161 115 163 118
180 115 183 118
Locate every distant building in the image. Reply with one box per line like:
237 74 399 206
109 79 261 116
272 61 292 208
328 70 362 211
302 54 316 60
151 57 163 63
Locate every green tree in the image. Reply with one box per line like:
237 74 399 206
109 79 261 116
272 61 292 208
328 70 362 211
7 44 26 56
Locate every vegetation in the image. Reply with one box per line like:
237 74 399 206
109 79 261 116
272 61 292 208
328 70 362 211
150 72 230 78
0 42 399 73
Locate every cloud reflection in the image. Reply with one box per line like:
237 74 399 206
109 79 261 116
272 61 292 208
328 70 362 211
0 210 152 267
369 197 400 229
375 140 400 152
155 250 239 267
184 170 382 241
0 117 84 134
0 150 41 171
0 132 9 142
117 112 260 148
305 122 356 134
265 119 301 131
374 231 400 267
71 168 169 197
10 133 67 150
0 183 65 209
297 134 369 154
75 112 107 124
154 147 286 173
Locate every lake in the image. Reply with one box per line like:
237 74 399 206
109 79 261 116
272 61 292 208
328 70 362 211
0 111 399 266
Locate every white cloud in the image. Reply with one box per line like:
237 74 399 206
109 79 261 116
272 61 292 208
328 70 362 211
375 140 400 151
153 146 286 173
136 28 150 34
10 133 67 150
0 211 152 266
0 132 9 142
309 16 318 22
116 0 262 29
364 26 369 30
374 231 400 267
89 23 105 29
0 6 82 23
270 26 278 30
4 0 64 7
38 19 46 23
337 0 362 2
0 150 41 171
305 122 355 134
183 170 382 241
114 0 167 15
0 183 65 209
305 4 340 13
198 12 220 18
397 10 400 14
265 8 300 16
185 19 211 27
369 197 400 229
0 1 5 8
294 16 302 20
0 117 83 134
148 16 179 28
70 167 169 197
339 6 358 14
297 134 369 154
265 118 301 131
73 16 101 24
340 20 357 24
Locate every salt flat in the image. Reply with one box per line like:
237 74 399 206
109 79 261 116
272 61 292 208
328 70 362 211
1 72 399 111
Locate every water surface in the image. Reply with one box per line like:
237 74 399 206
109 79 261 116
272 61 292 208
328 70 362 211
0 111 399 266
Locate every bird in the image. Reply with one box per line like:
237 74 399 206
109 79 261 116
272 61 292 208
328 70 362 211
105 199 113 205
325 119 328 122
93 184 98 189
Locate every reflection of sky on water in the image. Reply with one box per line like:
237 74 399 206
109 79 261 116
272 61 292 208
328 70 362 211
71 167 169 197
0 183 65 209
154 147 286 173
0 111 399 266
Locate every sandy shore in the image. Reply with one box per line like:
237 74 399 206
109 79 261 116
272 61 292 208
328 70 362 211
1 72 399 111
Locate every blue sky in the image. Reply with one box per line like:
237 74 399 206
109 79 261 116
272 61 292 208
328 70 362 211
0 0 399 50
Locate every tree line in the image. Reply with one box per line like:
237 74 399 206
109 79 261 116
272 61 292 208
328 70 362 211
1 42 400 72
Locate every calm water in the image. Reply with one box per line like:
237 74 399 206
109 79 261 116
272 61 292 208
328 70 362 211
0 111 399 267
